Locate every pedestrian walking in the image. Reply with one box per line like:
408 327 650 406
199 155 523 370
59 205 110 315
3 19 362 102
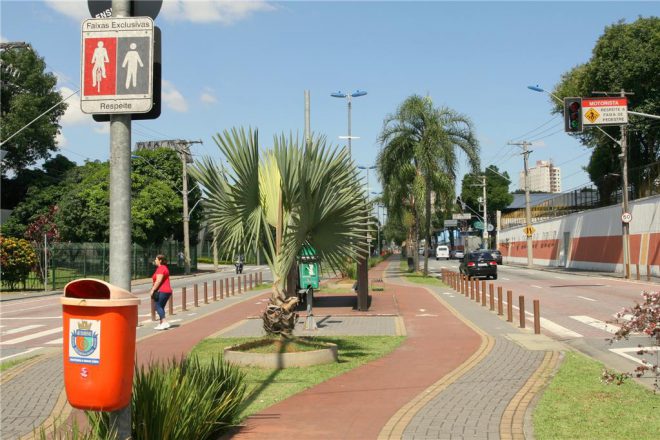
150 254 173 330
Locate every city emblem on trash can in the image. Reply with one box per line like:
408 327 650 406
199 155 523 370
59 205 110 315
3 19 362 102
70 319 101 365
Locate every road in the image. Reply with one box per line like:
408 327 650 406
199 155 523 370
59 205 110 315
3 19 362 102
426 257 658 389
0 265 271 363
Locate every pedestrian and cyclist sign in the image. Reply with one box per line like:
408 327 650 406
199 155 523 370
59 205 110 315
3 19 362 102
80 17 154 114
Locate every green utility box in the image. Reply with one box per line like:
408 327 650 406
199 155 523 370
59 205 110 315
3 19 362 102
298 245 320 290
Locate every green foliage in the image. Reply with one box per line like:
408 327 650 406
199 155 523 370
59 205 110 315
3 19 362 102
2 148 202 246
1 154 76 210
190 128 368 295
0 236 38 289
88 355 246 440
460 165 513 223
378 95 479 275
191 336 405 419
534 351 660 440
552 17 660 200
0 46 67 175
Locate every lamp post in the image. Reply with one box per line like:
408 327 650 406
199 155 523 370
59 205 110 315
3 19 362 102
331 90 367 157
332 89 368 310
528 84 631 277
358 165 376 256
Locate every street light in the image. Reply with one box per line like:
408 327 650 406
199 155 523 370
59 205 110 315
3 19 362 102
528 84 630 277
357 165 376 256
331 90 367 157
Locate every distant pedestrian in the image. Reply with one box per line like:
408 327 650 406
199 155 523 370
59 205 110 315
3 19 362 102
178 251 185 267
150 254 173 330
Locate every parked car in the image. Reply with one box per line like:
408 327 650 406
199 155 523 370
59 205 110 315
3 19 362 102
489 249 503 265
436 245 450 260
450 249 464 260
459 251 498 280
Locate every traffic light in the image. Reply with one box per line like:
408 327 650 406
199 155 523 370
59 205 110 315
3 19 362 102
563 97 583 133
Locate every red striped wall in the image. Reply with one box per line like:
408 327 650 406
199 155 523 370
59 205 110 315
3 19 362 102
501 232 659 266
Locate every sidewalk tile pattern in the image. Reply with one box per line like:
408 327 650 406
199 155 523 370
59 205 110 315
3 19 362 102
401 338 544 440
1 355 62 440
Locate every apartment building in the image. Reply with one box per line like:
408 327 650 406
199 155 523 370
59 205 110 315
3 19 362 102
518 160 561 193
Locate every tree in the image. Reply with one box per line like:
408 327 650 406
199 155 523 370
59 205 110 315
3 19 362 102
190 128 368 336
552 17 660 201
1 154 76 210
2 149 202 246
378 95 479 275
0 46 67 176
460 166 513 229
0 236 38 289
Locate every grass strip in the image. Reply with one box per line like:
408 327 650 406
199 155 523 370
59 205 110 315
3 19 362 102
190 335 405 419
534 351 660 440
0 355 38 373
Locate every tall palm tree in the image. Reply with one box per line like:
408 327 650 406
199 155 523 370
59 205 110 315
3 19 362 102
190 127 368 336
378 95 479 275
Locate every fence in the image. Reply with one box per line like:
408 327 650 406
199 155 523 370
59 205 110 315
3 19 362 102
1 241 197 291
501 161 660 230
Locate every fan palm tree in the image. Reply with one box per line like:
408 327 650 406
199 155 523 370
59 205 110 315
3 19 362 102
378 95 479 275
190 127 368 336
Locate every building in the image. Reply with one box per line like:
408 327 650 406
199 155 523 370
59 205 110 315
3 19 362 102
519 160 561 193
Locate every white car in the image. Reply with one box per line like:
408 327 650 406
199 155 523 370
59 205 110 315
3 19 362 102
436 245 450 260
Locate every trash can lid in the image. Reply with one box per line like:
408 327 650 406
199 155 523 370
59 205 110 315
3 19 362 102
61 278 140 307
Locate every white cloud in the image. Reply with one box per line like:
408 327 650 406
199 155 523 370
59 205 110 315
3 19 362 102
162 80 188 112
44 0 274 24
94 123 110 134
200 88 217 104
0 35 7 43
45 0 89 21
161 0 275 24
59 87 89 126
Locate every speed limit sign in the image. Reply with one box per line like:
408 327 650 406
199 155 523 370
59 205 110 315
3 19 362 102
621 212 632 223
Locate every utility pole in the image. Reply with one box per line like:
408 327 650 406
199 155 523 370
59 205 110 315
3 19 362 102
592 89 634 279
305 90 311 148
107 2 132 438
508 141 534 267
135 139 202 274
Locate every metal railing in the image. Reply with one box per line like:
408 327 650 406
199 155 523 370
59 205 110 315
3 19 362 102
1 241 197 291
501 161 659 230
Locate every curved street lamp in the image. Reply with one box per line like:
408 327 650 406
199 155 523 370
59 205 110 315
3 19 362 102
331 90 368 157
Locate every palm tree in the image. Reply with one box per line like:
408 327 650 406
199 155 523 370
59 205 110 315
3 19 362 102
378 95 479 276
190 127 368 336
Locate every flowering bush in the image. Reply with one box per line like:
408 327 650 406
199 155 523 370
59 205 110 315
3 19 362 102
0 236 38 290
602 291 659 392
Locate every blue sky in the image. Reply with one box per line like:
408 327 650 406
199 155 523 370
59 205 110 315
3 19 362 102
2 1 657 196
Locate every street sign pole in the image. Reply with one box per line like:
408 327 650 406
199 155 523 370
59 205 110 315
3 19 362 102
107 2 132 439
620 90 631 279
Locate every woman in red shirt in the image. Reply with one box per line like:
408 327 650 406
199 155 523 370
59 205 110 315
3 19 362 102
150 254 173 330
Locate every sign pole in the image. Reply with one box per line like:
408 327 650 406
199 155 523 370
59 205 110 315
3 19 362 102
620 89 631 279
107 3 132 439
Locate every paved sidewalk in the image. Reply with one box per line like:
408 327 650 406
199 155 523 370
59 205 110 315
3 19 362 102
2 258 562 439
227 260 561 439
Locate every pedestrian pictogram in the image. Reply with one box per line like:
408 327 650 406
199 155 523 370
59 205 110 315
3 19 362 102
584 108 600 123
581 97 628 126
81 17 154 114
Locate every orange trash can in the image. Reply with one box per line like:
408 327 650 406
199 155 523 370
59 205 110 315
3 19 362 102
60 278 141 411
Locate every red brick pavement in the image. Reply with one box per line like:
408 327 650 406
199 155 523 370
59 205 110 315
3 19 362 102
229 262 483 439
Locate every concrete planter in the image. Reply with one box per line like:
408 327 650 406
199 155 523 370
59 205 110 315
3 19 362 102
223 339 338 369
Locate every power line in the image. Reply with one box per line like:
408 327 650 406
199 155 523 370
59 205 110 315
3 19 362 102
509 115 561 142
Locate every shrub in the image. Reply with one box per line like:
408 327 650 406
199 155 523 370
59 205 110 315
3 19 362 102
602 291 659 392
0 236 38 289
88 355 246 440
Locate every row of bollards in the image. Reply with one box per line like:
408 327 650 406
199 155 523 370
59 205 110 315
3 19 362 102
151 271 264 321
635 263 652 281
442 270 541 334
